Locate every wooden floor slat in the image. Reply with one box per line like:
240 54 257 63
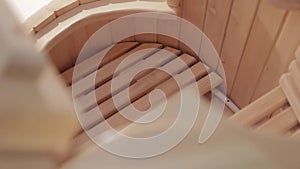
80 54 197 129
61 42 139 85
256 107 298 134
81 60 211 130
78 53 196 112
72 43 163 97
86 63 221 136
230 86 287 127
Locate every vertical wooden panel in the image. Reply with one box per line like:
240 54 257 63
85 20 110 37
69 26 90 64
181 0 207 30
48 36 75 73
230 0 286 108
203 0 233 53
252 11 300 101
220 0 260 95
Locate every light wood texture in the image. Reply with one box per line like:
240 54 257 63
61 42 139 85
73 43 163 97
252 11 300 101
203 0 233 53
79 53 197 112
24 8 56 33
280 74 300 121
231 0 287 107
78 0 99 4
84 60 213 131
47 0 80 17
181 0 207 29
220 0 260 95
267 0 300 10
256 107 298 134
231 86 287 126
289 60 300 91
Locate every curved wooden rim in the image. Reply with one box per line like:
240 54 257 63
23 0 177 50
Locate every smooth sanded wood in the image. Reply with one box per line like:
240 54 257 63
61 42 139 85
197 72 223 95
203 0 233 53
256 107 298 134
78 0 98 4
24 7 56 33
252 11 300 101
80 48 183 129
181 0 207 29
47 0 80 17
220 0 260 94
85 60 211 131
231 0 287 108
280 74 300 121
289 60 300 92
79 54 196 111
230 86 287 127
72 43 163 97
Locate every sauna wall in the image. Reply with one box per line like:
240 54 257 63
181 0 300 108
25 0 299 109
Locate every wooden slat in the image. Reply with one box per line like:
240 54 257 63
47 0 80 17
78 0 98 4
231 0 287 108
203 0 233 53
181 0 207 29
80 50 187 129
289 60 300 92
79 54 196 111
280 74 300 121
24 7 56 33
72 43 163 97
61 42 139 85
230 86 287 126
85 61 211 132
220 0 260 94
256 107 298 134
252 11 300 100
197 72 223 95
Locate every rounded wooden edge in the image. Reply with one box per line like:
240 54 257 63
24 0 177 35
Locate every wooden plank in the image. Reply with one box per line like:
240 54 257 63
60 42 139 85
220 0 260 94
68 27 90 64
280 74 300 121
47 0 80 17
48 37 75 73
82 61 210 129
73 43 163 97
203 0 233 53
197 72 223 95
85 46 181 110
230 86 287 127
79 53 196 111
296 46 300 63
181 0 207 29
252 11 300 100
289 60 300 92
78 0 98 4
256 107 298 134
157 15 180 48
24 7 56 33
230 0 287 108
